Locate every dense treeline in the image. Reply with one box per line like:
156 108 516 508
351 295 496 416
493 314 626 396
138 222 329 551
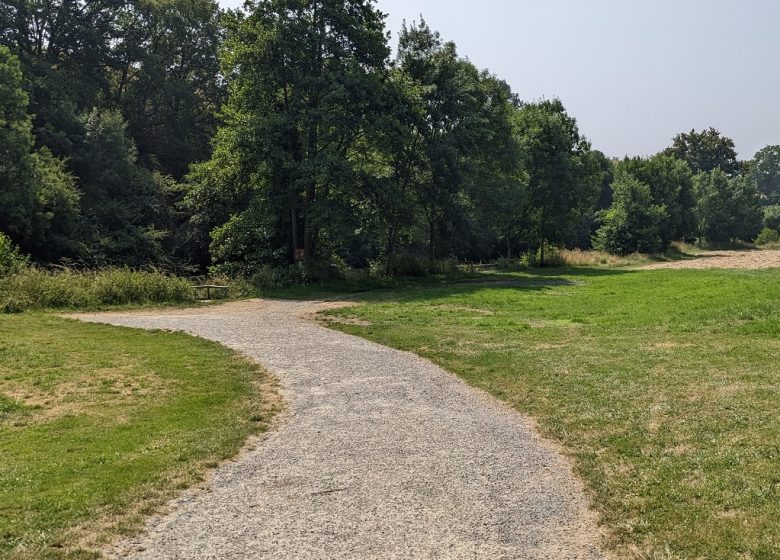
1 0 779 278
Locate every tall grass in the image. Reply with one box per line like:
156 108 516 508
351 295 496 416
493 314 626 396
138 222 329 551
0 267 196 312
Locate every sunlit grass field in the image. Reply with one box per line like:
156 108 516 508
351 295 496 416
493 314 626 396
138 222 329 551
0 315 278 560
324 268 780 559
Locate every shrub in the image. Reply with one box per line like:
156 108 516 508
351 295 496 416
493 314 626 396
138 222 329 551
387 254 429 277
0 233 29 277
428 258 461 277
754 227 780 246
763 205 780 231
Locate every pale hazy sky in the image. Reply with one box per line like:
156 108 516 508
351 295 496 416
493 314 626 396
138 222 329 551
217 1 780 159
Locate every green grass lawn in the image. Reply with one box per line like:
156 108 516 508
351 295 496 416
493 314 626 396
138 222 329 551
324 267 780 560
0 314 279 560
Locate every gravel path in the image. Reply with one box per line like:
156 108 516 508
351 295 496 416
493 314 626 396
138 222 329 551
76 299 605 559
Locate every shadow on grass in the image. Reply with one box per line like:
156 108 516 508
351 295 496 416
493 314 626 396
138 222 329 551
263 266 640 305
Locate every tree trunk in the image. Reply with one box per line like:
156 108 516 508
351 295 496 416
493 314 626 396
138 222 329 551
538 208 546 267
385 225 396 276
303 116 318 263
303 209 316 263
291 207 299 262
429 219 436 262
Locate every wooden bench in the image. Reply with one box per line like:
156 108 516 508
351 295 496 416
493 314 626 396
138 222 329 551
194 285 229 300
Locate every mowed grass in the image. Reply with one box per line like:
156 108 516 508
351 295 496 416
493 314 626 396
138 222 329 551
324 268 780 559
0 314 279 559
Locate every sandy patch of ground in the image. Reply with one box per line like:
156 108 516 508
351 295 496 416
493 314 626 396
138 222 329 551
642 249 780 270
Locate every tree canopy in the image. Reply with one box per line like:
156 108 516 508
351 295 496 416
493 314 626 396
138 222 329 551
663 128 740 176
0 1 771 276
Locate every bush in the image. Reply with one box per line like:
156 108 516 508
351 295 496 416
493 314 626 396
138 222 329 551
593 173 668 255
763 205 780 231
387 254 429 277
0 268 196 312
755 227 780 246
0 233 28 277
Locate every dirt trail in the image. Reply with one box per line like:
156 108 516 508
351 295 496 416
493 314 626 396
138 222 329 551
642 249 780 270
75 299 606 560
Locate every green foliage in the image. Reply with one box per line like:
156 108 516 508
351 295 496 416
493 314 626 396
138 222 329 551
754 227 780 245
0 45 36 243
73 109 172 265
394 19 522 262
0 268 195 312
196 0 390 271
514 99 600 264
616 154 695 244
28 148 82 260
0 233 28 277
663 127 740 175
751 145 780 205
763 205 780 231
0 0 223 267
593 173 668 254
122 0 224 179
0 1 772 279
693 170 763 243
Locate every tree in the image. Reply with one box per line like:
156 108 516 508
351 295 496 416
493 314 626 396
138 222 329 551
193 0 390 272
0 232 28 276
693 170 762 243
28 148 81 261
72 109 169 265
396 20 489 262
593 172 667 255
118 0 225 179
0 0 128 157
514 99 596 265
763 205 780 231
617 154 695 245
0 45 36 243
1 0 225 189
750 145 780 205
663 128 740 176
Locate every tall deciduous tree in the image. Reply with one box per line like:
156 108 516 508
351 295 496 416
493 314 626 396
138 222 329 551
663 128 740 176
617 154 695 245
0 44 36 242
514 99 596 266
0 45 80 260
118 0 225 179
395 19 519 262
750 145 780 206
72 109 168 265
195 0 390 270
693 169 762 243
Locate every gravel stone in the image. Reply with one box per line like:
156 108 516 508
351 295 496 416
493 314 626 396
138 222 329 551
76 299 606 559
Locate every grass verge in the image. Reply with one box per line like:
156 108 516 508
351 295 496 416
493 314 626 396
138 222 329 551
0 314 280 559
323 267 780 559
